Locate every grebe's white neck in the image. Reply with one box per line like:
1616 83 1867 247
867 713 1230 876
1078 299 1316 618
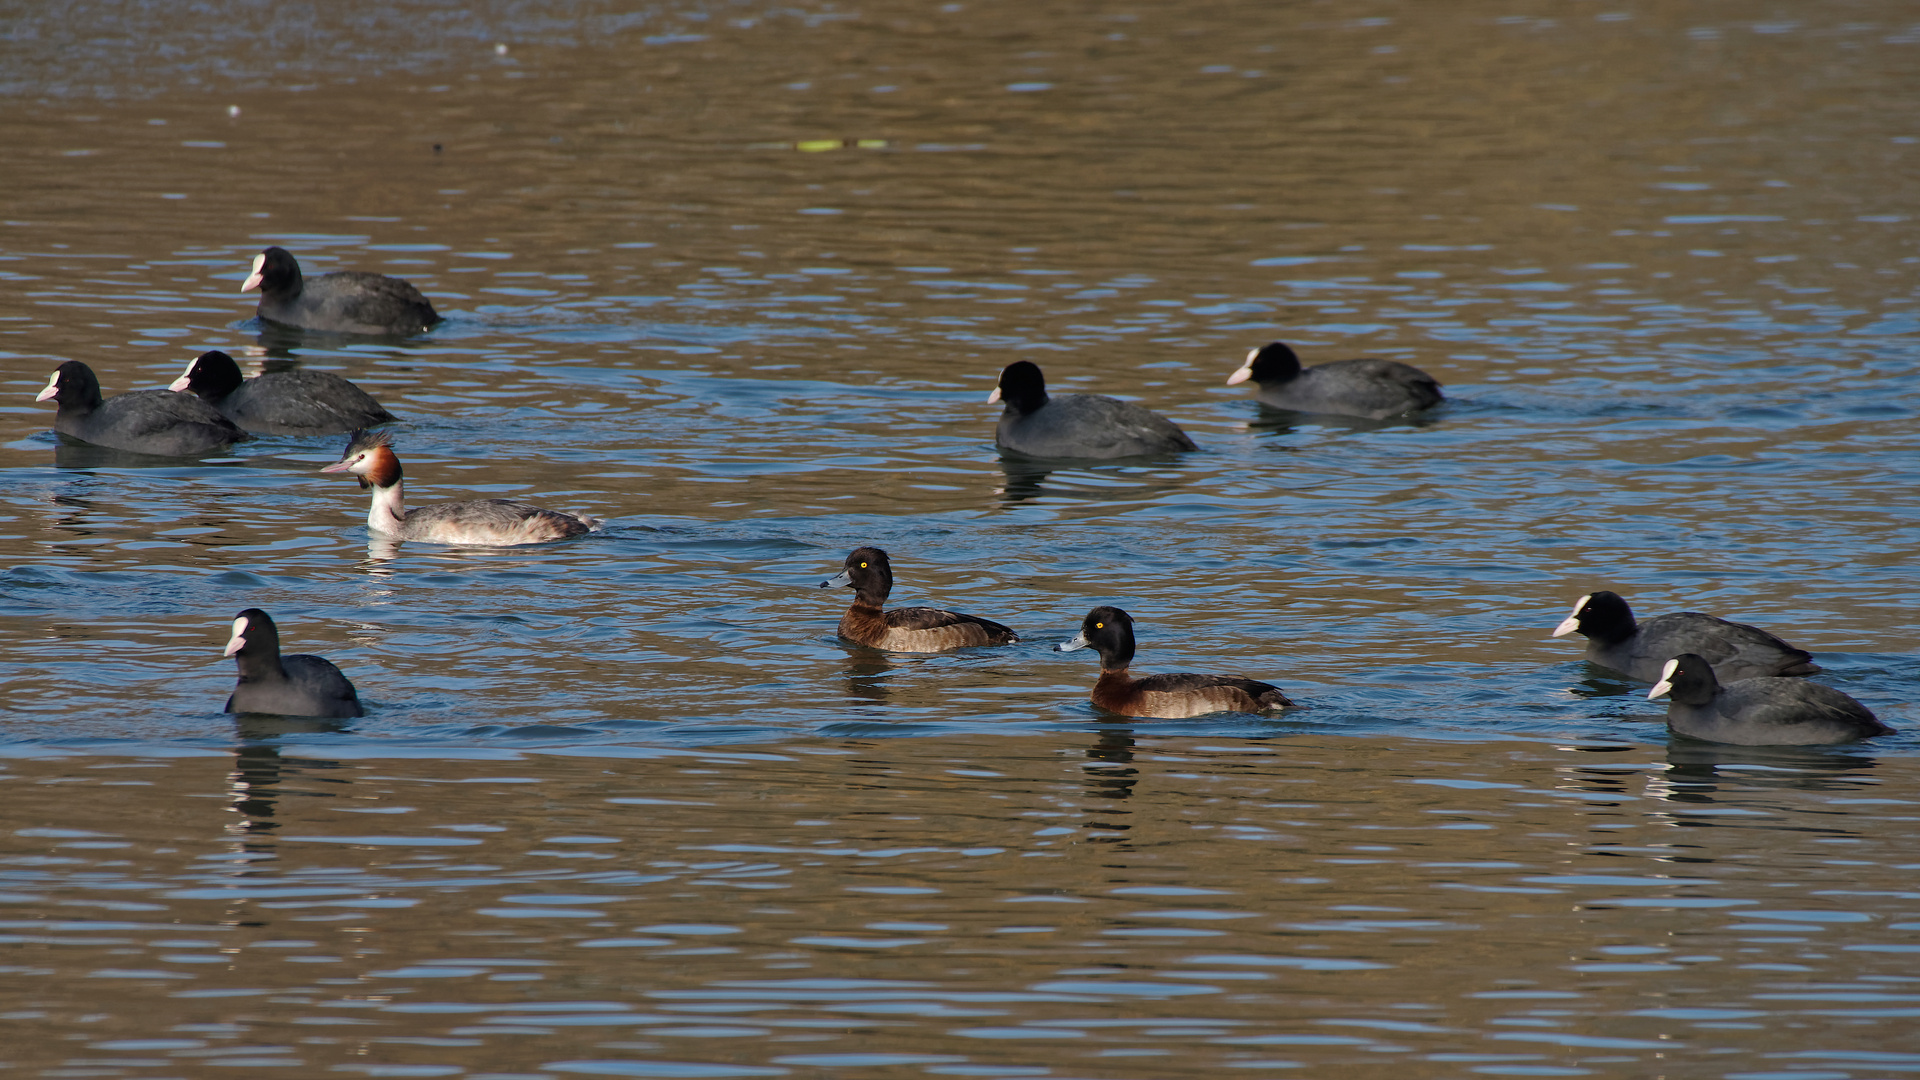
365 475 408 536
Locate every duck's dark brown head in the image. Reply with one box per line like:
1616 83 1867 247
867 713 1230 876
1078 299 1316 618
1055 605 1137 671
822 546 894 607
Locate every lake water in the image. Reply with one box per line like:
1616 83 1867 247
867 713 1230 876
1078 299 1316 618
3 1 1919 1076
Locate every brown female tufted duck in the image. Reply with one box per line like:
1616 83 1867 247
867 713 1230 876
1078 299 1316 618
821 547 1019 652
1055 605 1292 718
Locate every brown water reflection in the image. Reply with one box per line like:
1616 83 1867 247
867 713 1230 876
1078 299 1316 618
3 736 1916 1076
7 2 1915 353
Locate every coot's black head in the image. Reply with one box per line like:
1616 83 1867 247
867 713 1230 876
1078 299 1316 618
822 546 894 606
1550 589 1636 644
34 360 104 410
988 361 1050 415
168 350 244 400
1648 653 1720 706
225 608 284 665
241 246 303 296
1228 341 1304 387
1055 605 1137 670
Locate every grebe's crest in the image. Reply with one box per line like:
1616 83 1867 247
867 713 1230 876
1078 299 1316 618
342 428 395 455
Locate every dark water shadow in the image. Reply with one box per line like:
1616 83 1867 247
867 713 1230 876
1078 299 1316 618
993 456 1193 506
227 714 354 838
49 437 249 470
840 646 896 706
1662 740 1884 788
245 318 444 358
1564 666 1644 699
1648 741 1886 818
1242 403 1451 437
1079 727 1139 844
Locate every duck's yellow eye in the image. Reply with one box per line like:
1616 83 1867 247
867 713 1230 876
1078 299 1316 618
1095 622 1104 629
859 561 868 568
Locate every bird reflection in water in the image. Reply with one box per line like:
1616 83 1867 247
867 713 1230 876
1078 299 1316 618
1240 408 1445 439
51 442 233 470
1081 728 1139 844
359 534 406 568
842 651 895 706
251 321 435 355
994 458 1189 508
1655 742 1882 801
1563 670 1642 700
226 715 353 842
217 717 354 936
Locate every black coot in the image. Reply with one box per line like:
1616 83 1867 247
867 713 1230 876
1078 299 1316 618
241 246 441 335
988 361 1196 459
170 350 394 435
36 360 249 455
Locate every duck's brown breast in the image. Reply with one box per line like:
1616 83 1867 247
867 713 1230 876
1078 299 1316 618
838 604 1017 652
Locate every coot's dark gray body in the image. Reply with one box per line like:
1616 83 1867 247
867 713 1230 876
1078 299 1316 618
1553 590 1817 683
171 350 394 435
242 246 441 336
225 608 364 719
1228 341 1442 420
36 360 249 456
989 361 1196 459
1650 654 1891 746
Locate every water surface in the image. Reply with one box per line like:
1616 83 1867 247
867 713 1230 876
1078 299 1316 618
2 1 1918 1076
